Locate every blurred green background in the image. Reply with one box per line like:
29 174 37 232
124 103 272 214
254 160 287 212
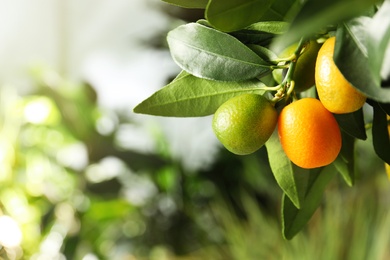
0 1 389 259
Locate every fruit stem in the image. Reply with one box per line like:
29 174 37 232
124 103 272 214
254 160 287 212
272 38 307 103
286 80 295 97
282 38 306 85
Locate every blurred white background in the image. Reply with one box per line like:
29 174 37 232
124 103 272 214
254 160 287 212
0 0 220 171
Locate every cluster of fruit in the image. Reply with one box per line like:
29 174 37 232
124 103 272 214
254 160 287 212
212 37 367 169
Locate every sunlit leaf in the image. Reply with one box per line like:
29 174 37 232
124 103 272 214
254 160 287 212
133 71 266 117
167 23 270 81
246 21 289 34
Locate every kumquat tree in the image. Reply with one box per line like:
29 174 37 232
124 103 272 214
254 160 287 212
134 0 390 239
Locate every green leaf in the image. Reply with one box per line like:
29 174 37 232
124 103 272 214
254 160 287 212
372 101 390 164
333 131 355 186
247 45 278 64
245 21 290 34
272 0 377 52
133 71 265 117
167 23 270 81
282 164 337 240
265 130 313 209
379 102 390 115
196 19 212 27
162 0 209 9
366 0 390 85
230 31 275 46
205 0 274 32
259 0 302 22
230 21 289 46
334 19 390 103
333 108 367 140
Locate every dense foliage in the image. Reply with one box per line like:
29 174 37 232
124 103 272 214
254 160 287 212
135 0 390 239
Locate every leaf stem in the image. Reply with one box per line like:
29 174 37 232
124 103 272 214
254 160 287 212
258 84 283 92
270 64 289 70
272 53 297 63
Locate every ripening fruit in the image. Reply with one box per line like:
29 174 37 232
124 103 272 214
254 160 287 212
315 37 366 114
212 94 277 155
278 98 342 169
273 40 321 92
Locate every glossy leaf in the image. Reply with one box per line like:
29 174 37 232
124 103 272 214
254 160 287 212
133 71 265 117
266 130 313 209
162 0 209 9
230 30 275 46
206 0 273 32
272 0 377 52
333 131 355 186
282 164 337 240
372 101 390 164
247 45 278 64
366 0 390 85
245 21 289 34
333 108 367 140
334 19 390 103
167 23 270 81
230 21 289 46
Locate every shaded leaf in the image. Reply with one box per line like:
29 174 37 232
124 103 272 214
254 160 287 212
206 0 274 32
272 0 377 52
230 21 289 46
133 71 265 117
167 23 270 81
282 164 337 240
333 108 367 140
230 31 275 46
334 19 390 103
259 0 301 22
379 102 390 115
372 101 390 164
366 0 390 85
